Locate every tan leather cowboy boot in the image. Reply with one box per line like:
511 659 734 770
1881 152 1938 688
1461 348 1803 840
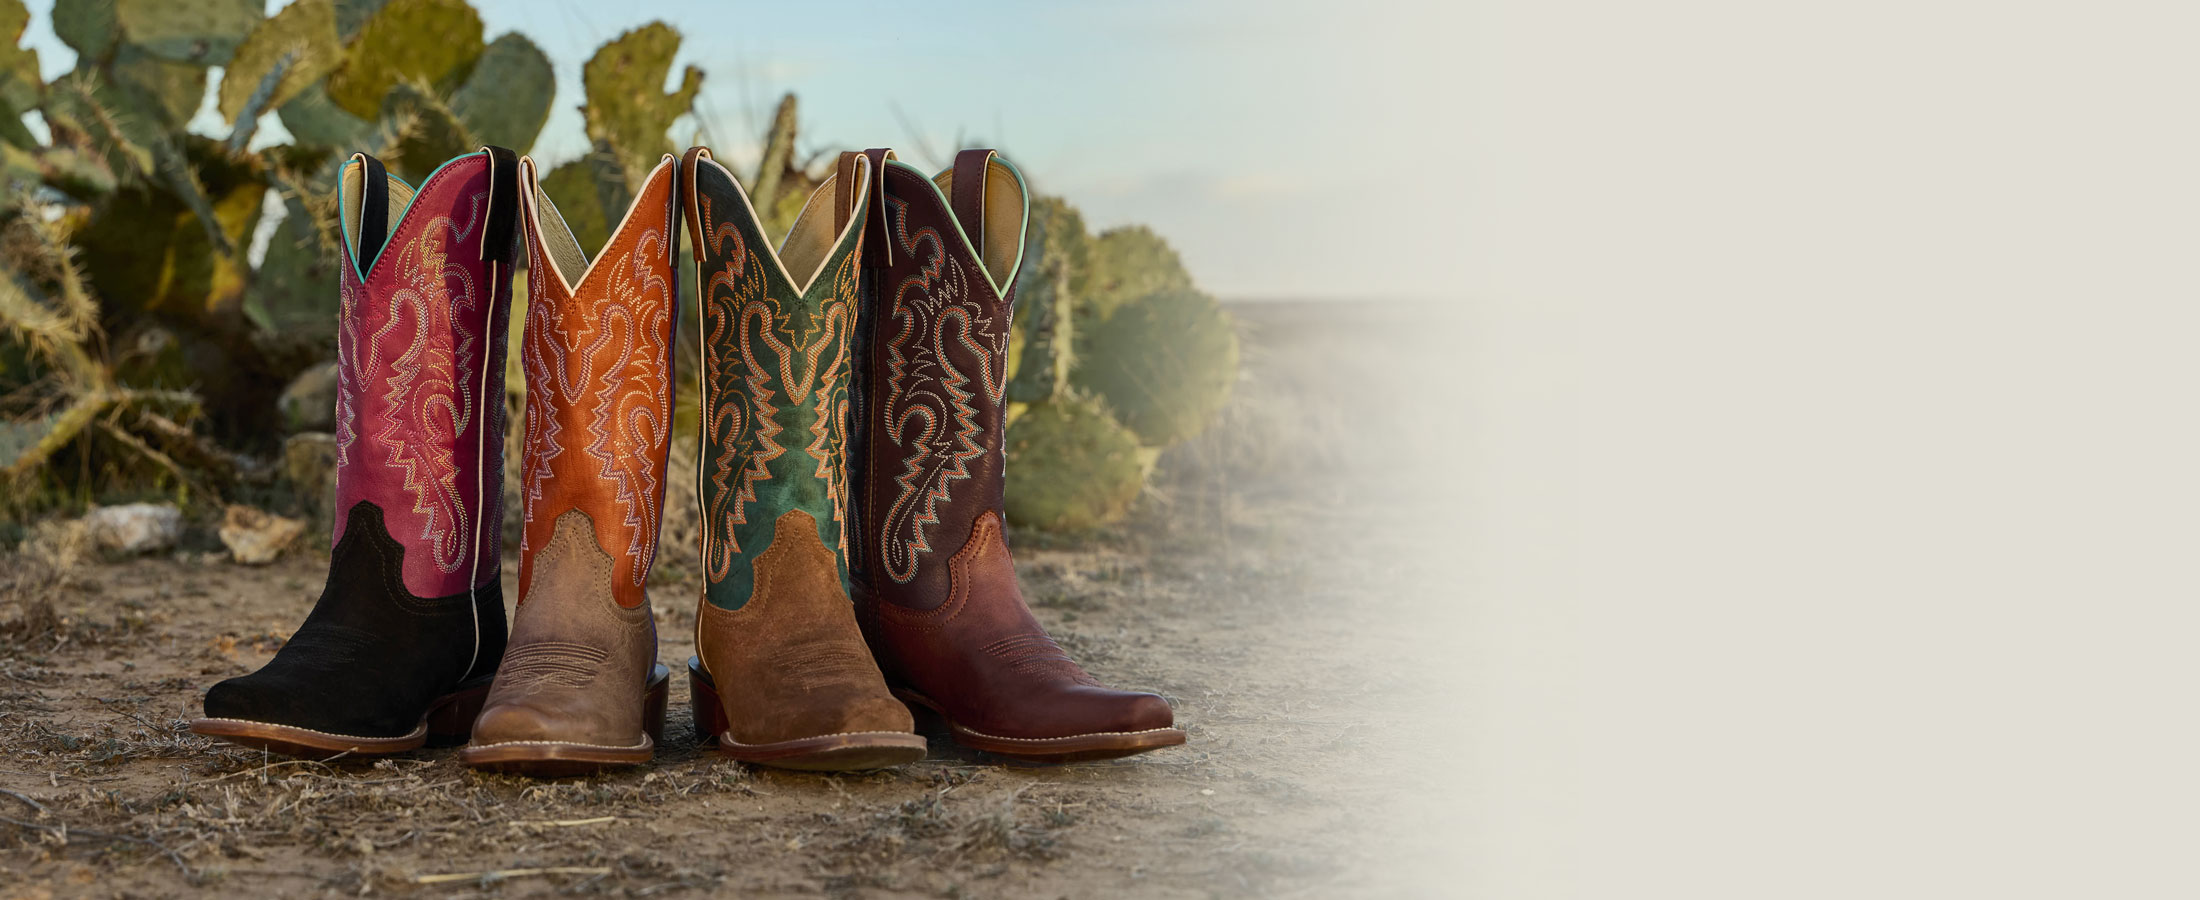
458 154 680 775
680 146 925 771
850 150 1185 763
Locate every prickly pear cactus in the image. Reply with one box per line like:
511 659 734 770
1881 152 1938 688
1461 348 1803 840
379 83 468 182
72 136 267 319
1006 196 1086 406
450 33 553 153
217 0 340 126
108 46 207 129
537 158 613 253
1071 288 1238 448
1004 392 1146 531
1078 225 1192 335
322 0 483 118
113 0 263 65
275 83 370 148
52 0 120 61
334 0 391 41
581 22 700 186
0 0 39 148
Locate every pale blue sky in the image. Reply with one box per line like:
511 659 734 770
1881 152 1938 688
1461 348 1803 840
20 0 1463 300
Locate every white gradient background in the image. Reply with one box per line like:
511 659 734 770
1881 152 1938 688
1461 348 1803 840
1453 1 2197 897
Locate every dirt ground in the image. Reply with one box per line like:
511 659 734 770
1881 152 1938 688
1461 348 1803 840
0 303 1466 898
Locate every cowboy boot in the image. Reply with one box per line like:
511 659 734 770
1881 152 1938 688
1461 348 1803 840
458 155 681 775
680 146 925 771
850 149 1185 763
192 148 522 757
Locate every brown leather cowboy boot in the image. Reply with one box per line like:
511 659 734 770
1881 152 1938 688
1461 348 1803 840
457 154 680 775
850 150 1185 763
680 146 925 771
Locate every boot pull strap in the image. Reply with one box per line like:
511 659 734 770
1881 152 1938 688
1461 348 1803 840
862 147 897 268
680 147 712 263
951 148 996 255
660 153 681 266
478 146 520 266
351 151 390 271
833 151 862 236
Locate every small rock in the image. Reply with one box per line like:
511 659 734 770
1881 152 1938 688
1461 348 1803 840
219 505 306 565
278 361 340 433
82 503 183 555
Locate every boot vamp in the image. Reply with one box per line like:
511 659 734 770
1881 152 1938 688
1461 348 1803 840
699 509 911 745
203 501 488 738
472 510 657 748
870 511 1176 741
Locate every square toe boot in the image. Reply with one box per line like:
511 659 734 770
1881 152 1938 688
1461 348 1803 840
680 147 925 771
850 150 1185 763
459 155 681 776
192 148 520 758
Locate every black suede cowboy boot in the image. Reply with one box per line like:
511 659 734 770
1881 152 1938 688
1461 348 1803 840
191 148 521 757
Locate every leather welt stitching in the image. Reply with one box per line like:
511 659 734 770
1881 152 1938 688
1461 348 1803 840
949 724 1183 743
466 737 652 751
194 718 428 743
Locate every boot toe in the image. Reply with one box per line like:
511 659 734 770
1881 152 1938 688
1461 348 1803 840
201 674 271 721
1067 686 1174 734
468 702 566 746
839 693 916 735
1119 691 1176 733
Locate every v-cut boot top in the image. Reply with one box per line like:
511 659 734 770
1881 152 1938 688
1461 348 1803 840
512 153 682 610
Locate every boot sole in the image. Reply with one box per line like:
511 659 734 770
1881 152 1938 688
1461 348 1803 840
188 678 493 758
892 687 1188 764
457 664 671 777
688 658 928 771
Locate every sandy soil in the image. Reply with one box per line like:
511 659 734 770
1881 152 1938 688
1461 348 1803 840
0 303 1465 898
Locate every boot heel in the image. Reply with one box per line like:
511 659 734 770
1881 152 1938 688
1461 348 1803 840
643 663 671 743
424 680 493 745
687 656 727 746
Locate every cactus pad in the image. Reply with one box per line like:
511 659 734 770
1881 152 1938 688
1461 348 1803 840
322 0 483 118
450 32 553 153
74 136 267 319
217 0 340 125
275 83 371 149
380 84 470 183
1004 392 1146 531
108 45 208 129
0 0 40 135
1071 288 1238 448
1077 225 1192 334
537 158 612 254
53 0 120 62
580 22 700 184
113 0 264 65
1006 196 1088 405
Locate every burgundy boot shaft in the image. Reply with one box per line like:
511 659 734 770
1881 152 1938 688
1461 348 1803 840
850 150 1185 762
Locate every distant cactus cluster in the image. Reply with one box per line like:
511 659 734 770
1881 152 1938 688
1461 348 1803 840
0 0 689 514
0 0 1237 530
1003 197 1240 531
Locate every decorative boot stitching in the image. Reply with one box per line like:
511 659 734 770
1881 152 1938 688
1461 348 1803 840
979 633 1097 685
494 641 611 690
768 642 880 692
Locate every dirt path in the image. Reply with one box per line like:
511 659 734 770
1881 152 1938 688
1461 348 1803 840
0 304 1464 898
